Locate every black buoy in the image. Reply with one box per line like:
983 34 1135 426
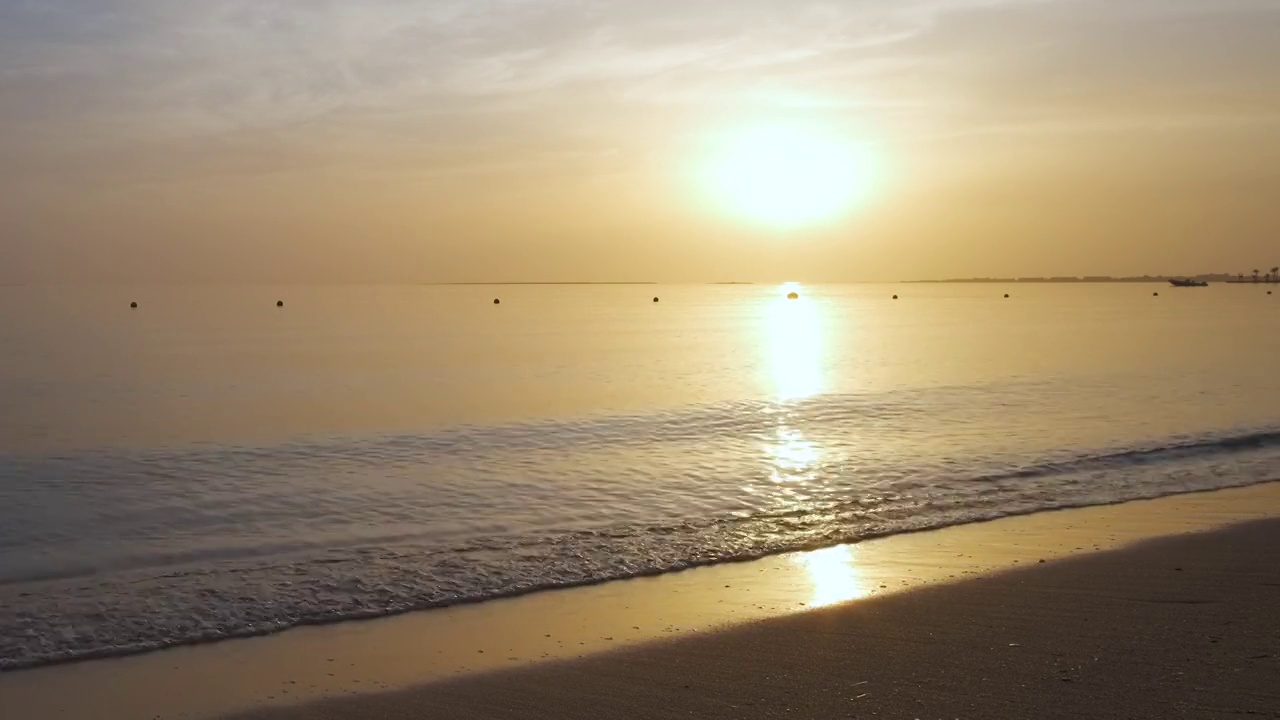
892 294 898 300
493 298 500 305
1153 292 1159 297
1004 293 1010 298
130 301 138 309
653 297 659 303
276 300 284 307
786 291 799 300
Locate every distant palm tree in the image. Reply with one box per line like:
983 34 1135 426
1271 266 1278 283
1253 269 1260 283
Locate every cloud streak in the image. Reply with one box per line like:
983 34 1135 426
4 1 1276 145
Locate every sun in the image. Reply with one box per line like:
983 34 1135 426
703 124 871 228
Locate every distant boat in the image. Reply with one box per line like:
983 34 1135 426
1168 279 1209 287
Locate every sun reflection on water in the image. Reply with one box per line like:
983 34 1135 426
796 545 868 608
763 284 824 401
759 283 830 486
765 426 820 483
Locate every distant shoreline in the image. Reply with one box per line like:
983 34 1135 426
433 281 659 286
904 275 1275 284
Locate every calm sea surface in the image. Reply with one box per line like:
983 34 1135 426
1 283 1277 668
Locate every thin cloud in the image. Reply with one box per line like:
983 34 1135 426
0 0 1277 195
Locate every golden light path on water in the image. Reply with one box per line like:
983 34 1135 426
764 283 824 402
761 282 827 484
761 284 869 608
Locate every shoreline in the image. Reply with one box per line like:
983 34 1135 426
230 516 1280 720
7 479 1277 675
2 481 1278 719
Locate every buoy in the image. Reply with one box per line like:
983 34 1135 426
276 300 284 307
653 297 659 303
786 291 799 300
1153 292 1159 297
892 294 898 300
130 301 138 309
1004 293 1010 298
493 298 500 305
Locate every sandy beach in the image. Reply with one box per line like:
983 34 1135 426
2 482 1278 719
226 518 1280 720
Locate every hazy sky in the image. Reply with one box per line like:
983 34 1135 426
2 0 1278 283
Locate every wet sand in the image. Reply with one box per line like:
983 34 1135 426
227 518 1280 720
2 482 1278 719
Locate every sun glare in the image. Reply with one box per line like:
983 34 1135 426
797 545 868 608
705 124 871 228
764 285 823 400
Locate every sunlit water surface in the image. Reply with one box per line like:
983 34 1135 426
1 283 1277 668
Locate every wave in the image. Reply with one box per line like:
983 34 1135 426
2 419 1278 671
3 371 1279 672
968 428 1280 483
4 474 1276 672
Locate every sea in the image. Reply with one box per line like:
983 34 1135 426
1 282 1277 670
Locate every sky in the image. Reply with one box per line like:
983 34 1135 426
2 0 1278 283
